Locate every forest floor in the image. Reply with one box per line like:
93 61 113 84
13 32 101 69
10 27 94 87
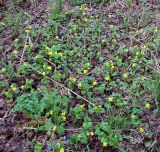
0 0 160 152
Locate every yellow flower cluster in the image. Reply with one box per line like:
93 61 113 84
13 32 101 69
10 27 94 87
108 97 113 102
62 112 66 121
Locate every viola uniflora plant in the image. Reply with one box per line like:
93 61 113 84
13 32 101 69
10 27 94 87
1 1 159 151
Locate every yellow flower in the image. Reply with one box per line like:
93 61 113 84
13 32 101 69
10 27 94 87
84 7 88 11
111 65 115 70
83 70 88 74
42 72 46 76
12 87 17 92
13 50 17 55
50 111 53 115
54 51 58 55
139 127 144 133
80 7 83 10
37 142 42 145
131 114 135 119
24 44 29 48
84 18 88 22
55 36 59 39
145 103 151 109
78 83 82 88
108 97 113 102
98 105 102 108
43 65 46 68
48 51 53 56
132 63 136 68
45 46 50 51
21 85 24 90
82 12 86 15
70 77 76 83
123 73 128 79
48 66 52 70
53 125 57 131
59 148 64 152
105 76 110 81
108 13 112 18
154 28 158 33
143 45 147 49
79 104 85 108
14 38 19 42
25 29 30 33
62 112 66 120
92 81 97 86
102 142 108 147
90 132 94 136
86 63 90 67
62 112 66 116
109 25 113 29
58 53 63 57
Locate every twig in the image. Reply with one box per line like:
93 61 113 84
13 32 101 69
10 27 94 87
23 60 95 106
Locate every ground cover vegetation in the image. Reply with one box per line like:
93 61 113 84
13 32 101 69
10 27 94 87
0 0 160 151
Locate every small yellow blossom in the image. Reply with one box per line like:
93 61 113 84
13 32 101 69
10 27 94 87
58 53 63 57
48 66 52 70
131 114 135 119
79 104 85 108
139 127 144 133
98 105 102 108
45 46 50 51
54 51 58 55
78 83 82 88
50 111 53 115
24 44 29 48
108 13 112 18
70 77 76 83
92 81 97 86
105 76 110 81
154 28 158 33
102 142 108 147
111 65 115 70
86 63 90 67
13 50 17 55
90 132 94 136
123 73 128 79
82 12 86 15
108 97 113 102
59 148 64 152
84 7 88 11
12 87 17 92
21 85 24 90
83 70 88 74
80 7 83 11
42 72 46 76
84 18 88 22
109 25 114 29
145 103 151 109
62 112 66 120
55 36 59 39
48 51 53 56
37 142 42 145
143 45 147 49
43 65 46 68
53 125 57 131
132 63 136 68
25 29 30 33
14 38 19 42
